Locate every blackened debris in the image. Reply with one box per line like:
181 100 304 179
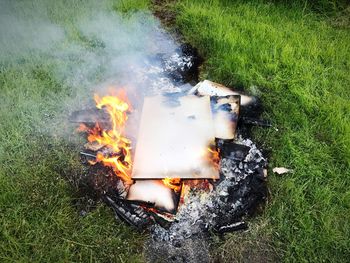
219 142 251 161
104 196 153 230
241 117 272 128
237 97 268 137
80 151 96 159
214 221 248 234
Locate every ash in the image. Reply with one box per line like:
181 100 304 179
145 137 267 262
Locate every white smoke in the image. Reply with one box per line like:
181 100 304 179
0 0 182 137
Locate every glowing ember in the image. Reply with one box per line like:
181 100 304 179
79 90 133 184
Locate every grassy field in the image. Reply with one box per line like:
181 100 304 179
169 0 350 261
1 0 349 262
0 0 150 262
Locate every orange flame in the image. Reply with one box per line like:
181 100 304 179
162 177 181 192
80 90 133 184
207 146 220 170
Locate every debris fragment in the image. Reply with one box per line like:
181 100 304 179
188 80 255 106
215 221 248 234
84 141 105 151
211 95 240 139
240 116 272 128
272 167 293 175
127 180 180 214
219 142 251 161
104 196 152 230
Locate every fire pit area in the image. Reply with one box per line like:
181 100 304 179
69 45 269 261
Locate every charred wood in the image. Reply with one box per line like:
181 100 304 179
104 196 153 230
80 151 96 159
214 221 248 234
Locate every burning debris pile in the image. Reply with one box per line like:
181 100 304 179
70 45 269 262
146 137 267 262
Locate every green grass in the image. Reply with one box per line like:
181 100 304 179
0 0 150 262
170 0 350 261
1 0 349 262
114 0 150 13
273 0 349 14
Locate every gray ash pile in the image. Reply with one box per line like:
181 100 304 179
145 137 267 262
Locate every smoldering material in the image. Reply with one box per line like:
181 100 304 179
80 151 97 159
219 142 251 161
11 0 269 258
104 196 152 229
146 137 267 260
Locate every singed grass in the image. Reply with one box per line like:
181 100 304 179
171 0 350 261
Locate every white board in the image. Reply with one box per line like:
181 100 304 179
132 95 219 179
